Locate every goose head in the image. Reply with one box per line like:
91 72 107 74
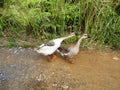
71 30 81 36
68 32 79 37
81 34 91 39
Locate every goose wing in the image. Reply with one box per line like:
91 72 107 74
35 40 55 50
58 46 70 53
45 40 55 46
57 46 70 58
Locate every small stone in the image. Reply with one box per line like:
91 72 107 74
61 85 69 89
113 56 119 61
14 50 18 54
18 47 22 49
10 64 16 68
52 84 57 87
52 72 55 74
6 55 10 59
25 74 29 79
36 76 41 81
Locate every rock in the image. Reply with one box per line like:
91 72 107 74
52 72 55 75
10 64 17 68
52 83 57 87
14 49 18 54
0 71 7 82
113 56 120 61
6 55 10 59
35 74 47 82
61 85 69 90
18 47 22 49
36 75 42 81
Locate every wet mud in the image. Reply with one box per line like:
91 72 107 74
0 47 120 90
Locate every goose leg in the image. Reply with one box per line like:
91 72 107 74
51 54 57 59
65 58 73 64
46 55 52 62
46 54 56 62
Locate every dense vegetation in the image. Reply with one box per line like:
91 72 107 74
0 0 120 48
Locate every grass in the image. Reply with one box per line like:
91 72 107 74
0 0 120 49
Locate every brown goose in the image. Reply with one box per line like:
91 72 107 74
57 34 90 63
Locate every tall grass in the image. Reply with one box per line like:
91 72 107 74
0 0 120 48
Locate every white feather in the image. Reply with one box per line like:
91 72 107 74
35 39 63 55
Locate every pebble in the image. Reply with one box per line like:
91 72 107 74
18 47 22 49
61 85 69 89
14 49 18 54
52 83 57 87
10 64 17 68
113 56 120 61
6 55 10 59
0 72 7 82
35 74 47 81
36 75 41 81
52 72 55 74
25 74 29 79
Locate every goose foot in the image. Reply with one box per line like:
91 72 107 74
51 54 56 59
65 58 74 64
46 54 57 62
46 55 52 62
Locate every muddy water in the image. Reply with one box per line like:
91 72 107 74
0 47 120 90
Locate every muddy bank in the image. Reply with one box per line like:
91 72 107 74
0 47 120 90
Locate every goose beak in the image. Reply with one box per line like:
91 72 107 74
87 35 91 38
71 30 80 36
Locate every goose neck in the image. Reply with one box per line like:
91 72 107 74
61 34 75 40
75 37 84 48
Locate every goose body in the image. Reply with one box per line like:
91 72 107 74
35 38 65 56
34 32 77 61
57 34 90 63
58 45 79 58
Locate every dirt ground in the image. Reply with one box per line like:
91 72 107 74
0 47 120 90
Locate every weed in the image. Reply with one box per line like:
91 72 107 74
0 0 120 49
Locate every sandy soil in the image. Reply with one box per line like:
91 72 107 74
0 47 120 90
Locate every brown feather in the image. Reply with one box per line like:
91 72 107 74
58 46 70 53
45 40 55 46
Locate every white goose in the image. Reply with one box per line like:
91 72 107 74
57 34 90 63
34 32 77 62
